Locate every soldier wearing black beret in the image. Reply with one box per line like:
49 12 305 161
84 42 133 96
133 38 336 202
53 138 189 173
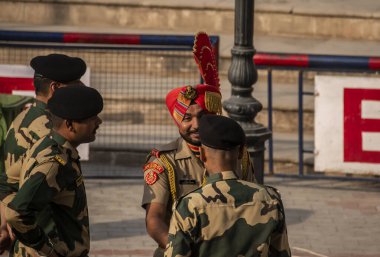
48 85 103 121
198 114 246 151
165 114 291 257
31 53 87 100
6 85 103 257
47 85 103 145
0 54 87 255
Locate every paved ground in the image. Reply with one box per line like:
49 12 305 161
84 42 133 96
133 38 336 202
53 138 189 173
80 176 380 257
0 171 379 257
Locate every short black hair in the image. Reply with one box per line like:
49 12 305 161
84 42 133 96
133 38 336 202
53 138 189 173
33 74 53 96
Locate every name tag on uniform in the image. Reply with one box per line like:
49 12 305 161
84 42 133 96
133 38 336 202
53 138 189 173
179 179 197 185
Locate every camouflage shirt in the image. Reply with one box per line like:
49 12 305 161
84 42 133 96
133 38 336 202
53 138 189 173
165 171 291 257
6 132 89 257
142 138 256 214
1 99 51 201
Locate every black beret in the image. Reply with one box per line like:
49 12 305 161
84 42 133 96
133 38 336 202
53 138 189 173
30 54 86 83
48 86 103 120
199 115 245 150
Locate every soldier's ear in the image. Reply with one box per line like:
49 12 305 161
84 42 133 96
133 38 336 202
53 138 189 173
49 81 60 93
66 120 76 132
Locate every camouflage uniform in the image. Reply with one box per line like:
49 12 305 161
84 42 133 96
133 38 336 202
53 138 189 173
142 138 256 213
142 138 256 257
0 100 51 201
165 171 291 257
5 132 89 257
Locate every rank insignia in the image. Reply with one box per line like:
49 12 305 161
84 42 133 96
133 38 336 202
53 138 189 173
54 155 66 165
144 162 164 174
145 170 158 185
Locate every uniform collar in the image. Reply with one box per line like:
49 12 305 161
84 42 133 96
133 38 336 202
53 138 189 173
51 131 80 161
34 99 47 110
175 137 195 160
206 171 237 184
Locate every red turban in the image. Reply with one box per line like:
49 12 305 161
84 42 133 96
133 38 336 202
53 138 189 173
166 32 221 126
166 84 222 126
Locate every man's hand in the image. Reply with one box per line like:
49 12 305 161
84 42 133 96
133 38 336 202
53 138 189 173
6 224 15 241
145 203 169 249
0 226 11 254
0 203 14 254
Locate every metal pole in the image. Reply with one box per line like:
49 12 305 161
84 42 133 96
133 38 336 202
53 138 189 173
223 0 271 184
298 71 304 176
268 69 274 174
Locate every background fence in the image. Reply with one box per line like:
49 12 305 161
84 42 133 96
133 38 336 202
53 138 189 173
256 53 380 180
0 31 220 174
2 30 380 179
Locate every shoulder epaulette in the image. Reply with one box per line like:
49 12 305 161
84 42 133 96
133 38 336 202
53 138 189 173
54 155 67 165
145 139 179 163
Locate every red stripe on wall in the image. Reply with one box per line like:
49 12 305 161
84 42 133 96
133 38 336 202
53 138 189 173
0 77 34 94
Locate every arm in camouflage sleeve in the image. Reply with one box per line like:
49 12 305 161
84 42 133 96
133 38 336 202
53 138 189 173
5 161 61 256
268 189 291 257
0 125 24 201
269 222 291 257
164 200 195 257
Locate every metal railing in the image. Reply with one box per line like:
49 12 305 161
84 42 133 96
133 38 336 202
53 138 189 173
0 30 220 174
1 30 380 179
255 53 380 180
0 30 219 150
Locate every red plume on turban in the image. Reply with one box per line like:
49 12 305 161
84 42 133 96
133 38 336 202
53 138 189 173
166 32 222 126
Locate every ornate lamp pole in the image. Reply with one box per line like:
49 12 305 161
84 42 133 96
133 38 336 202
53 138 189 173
223 0 271 184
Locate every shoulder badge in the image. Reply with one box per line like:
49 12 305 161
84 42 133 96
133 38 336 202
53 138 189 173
54 155 66 165
145 170 158 185
144 162 164 174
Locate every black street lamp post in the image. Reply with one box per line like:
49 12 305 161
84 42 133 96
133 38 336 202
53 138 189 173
223 0 271 184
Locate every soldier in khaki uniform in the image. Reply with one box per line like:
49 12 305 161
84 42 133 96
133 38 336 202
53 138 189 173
165 115 291 257
0 54 86 254
141 32 255 257
5 86 103 257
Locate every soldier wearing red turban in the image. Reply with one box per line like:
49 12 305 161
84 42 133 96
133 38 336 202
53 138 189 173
141 32 255 257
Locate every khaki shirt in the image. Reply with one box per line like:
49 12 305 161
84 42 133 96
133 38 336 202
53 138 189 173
142 138 204 221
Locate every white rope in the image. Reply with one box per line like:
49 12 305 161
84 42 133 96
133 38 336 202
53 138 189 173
292 246 330 257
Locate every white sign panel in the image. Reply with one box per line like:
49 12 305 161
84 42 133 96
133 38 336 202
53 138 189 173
315 75 380 175
0 64 91 160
